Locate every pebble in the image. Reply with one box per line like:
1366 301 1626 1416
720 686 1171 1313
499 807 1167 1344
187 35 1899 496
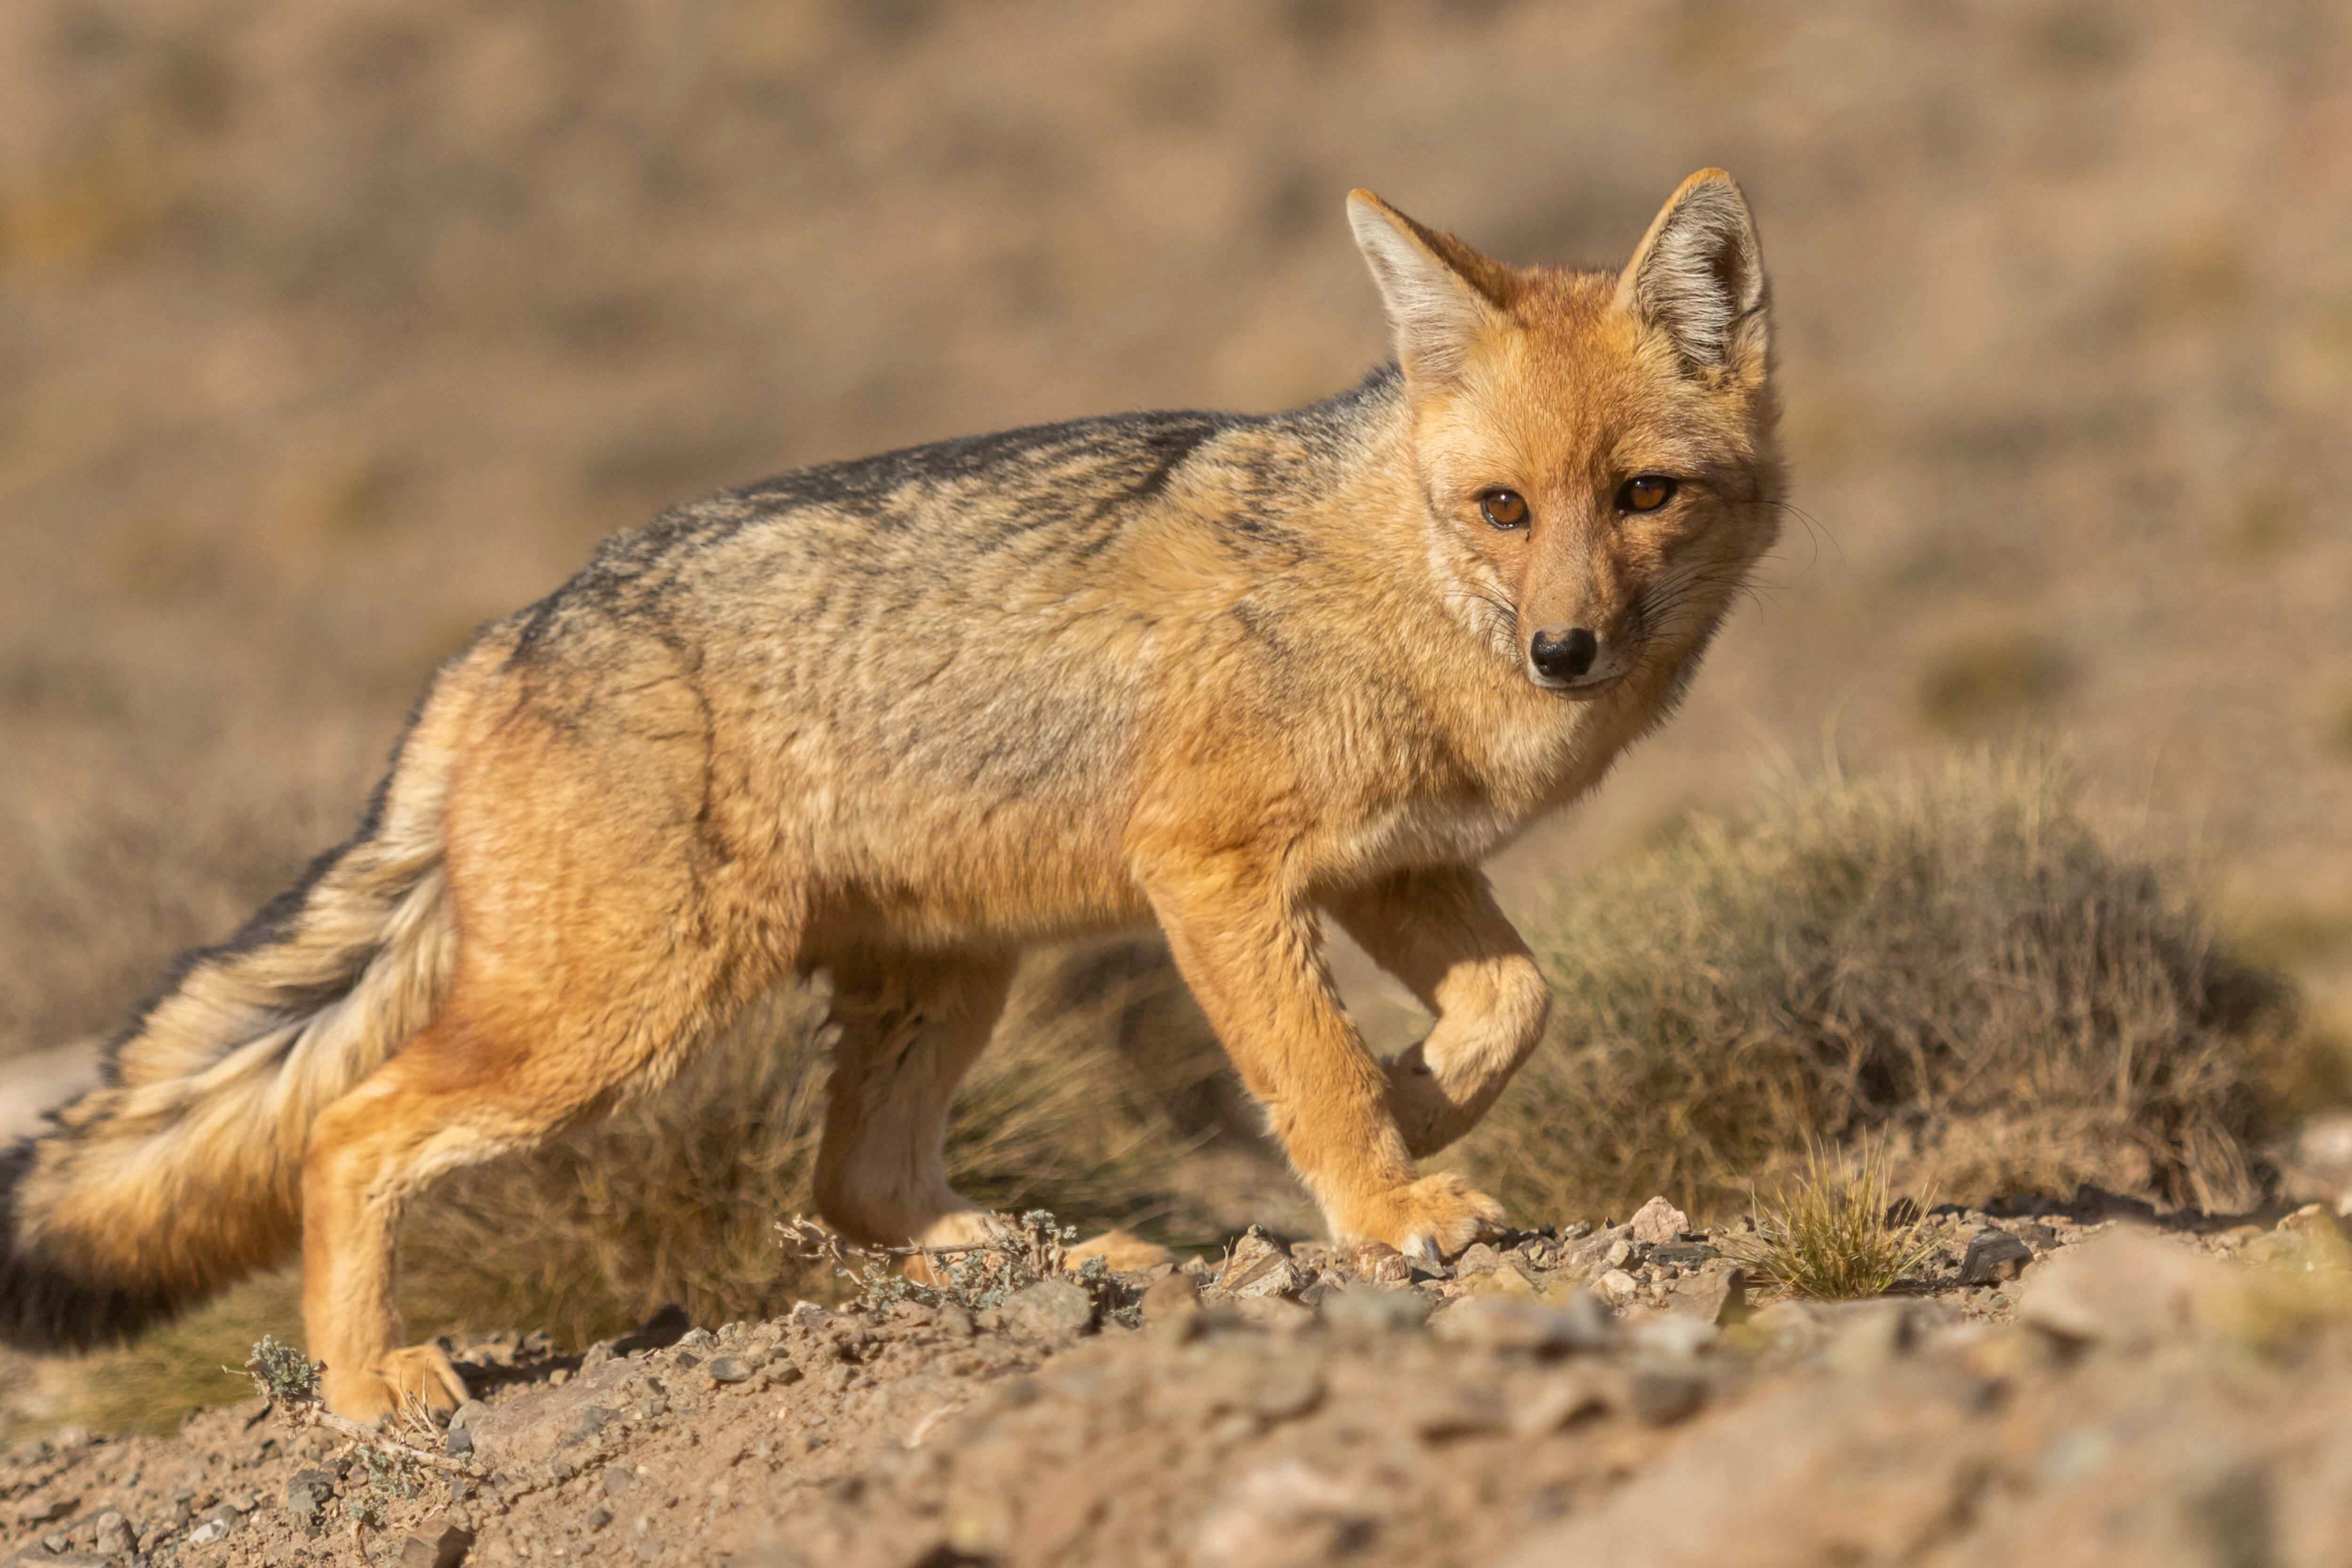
707 1355 755 1384
1453 1242 1508 1275
1626 1368 1710 1426
92 1511 133 1556
1628 1196 1692 1246
1319 1286 1432 1334
996 1278 1098 1341
1141 1272 1202 1325
1433 1293 1615 1355
1596 1268 1640 1306
1960 1230 2035 1286
1216 1229 1309 1298
398 1516 475 1568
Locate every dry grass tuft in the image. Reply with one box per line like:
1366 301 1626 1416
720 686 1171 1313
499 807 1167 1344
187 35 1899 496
394 957 1217 1349
1723 1139 1940 1301
1458 751 2314 1225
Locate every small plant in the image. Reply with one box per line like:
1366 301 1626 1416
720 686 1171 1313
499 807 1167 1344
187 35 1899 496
1725 1138 1941 1301
243 1333 320 1405
779 1208 1136 1322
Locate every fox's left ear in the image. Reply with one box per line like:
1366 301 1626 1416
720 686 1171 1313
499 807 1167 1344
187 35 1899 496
1618 169 1769 382
1348 190 1512 385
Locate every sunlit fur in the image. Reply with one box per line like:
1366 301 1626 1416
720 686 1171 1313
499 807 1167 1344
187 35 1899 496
0 171 1782 1418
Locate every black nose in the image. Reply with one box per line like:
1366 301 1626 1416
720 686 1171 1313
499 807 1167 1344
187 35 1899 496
1529 627 1598 681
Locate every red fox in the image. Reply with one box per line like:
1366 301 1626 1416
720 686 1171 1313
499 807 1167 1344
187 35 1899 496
0 171 1782 1419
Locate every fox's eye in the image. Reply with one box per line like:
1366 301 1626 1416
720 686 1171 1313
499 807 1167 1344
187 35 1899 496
1478 488 1530 530
1617 475 1678 513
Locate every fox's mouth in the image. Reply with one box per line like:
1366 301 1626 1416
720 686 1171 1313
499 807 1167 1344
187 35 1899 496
1526 669 1624 699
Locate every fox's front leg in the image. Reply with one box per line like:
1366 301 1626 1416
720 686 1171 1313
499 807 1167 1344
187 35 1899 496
1327 866 1554 1158
1142 853 1504 1264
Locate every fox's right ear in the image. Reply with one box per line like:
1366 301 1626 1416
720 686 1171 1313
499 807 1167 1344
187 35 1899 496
1347 191 1510 384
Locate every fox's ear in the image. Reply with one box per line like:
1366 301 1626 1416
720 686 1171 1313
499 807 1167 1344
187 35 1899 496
1347 191 1510 384
1618 169 1768 378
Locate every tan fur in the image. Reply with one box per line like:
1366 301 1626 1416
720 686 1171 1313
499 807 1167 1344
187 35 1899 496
8 172 1783 1418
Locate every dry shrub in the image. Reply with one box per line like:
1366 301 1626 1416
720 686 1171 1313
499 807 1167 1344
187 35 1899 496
394 954 1215 1350
1723 1139 1940 1301
1457 752 2309 1224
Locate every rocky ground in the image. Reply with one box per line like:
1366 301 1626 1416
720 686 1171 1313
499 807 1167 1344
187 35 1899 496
5 1190 2350 1568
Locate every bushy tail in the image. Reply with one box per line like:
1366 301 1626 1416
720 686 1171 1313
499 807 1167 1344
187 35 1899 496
0 732 460 1350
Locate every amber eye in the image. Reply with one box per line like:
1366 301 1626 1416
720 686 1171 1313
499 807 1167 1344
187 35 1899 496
1617 475 1678 513
1478 488 1530 530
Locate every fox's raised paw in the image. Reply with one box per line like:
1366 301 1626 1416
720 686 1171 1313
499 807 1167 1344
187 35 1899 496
320 1343 469 1425
1350 1171 1506 1267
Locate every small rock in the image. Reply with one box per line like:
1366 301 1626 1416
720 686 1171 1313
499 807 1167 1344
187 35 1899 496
1216 1229 1309 1298
588 1508 614 1531
92 1511 133 1556
706 1356 754 1384
549 1457 579 1482
677 1326 718 1349
187 1517 230 1546
603 1467 637 1496
1350 1243 1412 1285
1960 1230 2035 1286
1248 1362 1326 1422
1628 1313 1718 1359
1506 1369 1613 1436
448 1399 491 1432
286 1468 337 1526
1667 1262 1750 1327
445 1425 475 1457
1232 1295 1315 1332
1453 1242 1507 1275
996 1278 1097 1341
1319 1286 1432 1334
1596 1268 1639 1307
1628 1196 1691 1247
1648 1242 1720 1269
399 1516 475 1568
1461 1261 1542 1300
1604 1237 1635 1270
1140 1272 1201 1325
1432 1292 1615 1355
1626 1368 1709 1426
16 1494 76 1524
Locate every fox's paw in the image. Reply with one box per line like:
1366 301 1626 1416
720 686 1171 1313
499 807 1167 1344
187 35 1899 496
320 1344 469 1425
1346 1172 1506 1269
903 1208 1018 1287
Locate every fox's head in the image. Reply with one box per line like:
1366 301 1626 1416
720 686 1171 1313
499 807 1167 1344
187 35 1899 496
1349 171 1784 697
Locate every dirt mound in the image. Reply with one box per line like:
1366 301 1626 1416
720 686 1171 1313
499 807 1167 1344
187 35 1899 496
6 1197 2349 1568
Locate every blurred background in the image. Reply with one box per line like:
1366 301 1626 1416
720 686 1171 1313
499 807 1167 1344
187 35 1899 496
3 0 2350 1428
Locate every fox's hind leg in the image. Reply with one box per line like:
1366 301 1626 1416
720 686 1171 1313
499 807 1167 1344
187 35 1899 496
812 949 1015 1255
299 965 738 1422
297 662 785 1422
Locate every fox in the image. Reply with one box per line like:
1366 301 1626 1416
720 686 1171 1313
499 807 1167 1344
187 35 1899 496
0 170 1781 1420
